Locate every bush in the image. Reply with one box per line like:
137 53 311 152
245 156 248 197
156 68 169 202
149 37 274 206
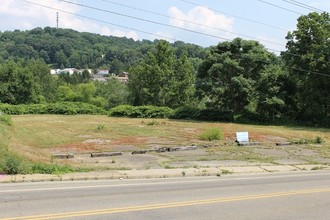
109 105 173 118
0 102 107 115
31 163 72 174
0 103 25 115
0 114 13 126
171 106 200 119
195 109 232 122
315 136 324 144
199 127 223 141
1 152 24 174
108 105 136 117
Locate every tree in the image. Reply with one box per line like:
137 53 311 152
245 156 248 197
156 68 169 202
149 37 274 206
25 59 57 103
94 78 129 109
128 40 195 108
283 12 330 125
256 65 287 122
0 61 37 104
196 38 276 113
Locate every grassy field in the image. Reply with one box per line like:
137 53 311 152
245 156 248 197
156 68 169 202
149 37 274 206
1 114 329 173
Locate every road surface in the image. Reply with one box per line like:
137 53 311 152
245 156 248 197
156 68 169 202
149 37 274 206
0 171 329 219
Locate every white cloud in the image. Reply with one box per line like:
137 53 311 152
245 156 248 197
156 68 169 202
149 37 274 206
168 6 234 34
0 0 138 41
153 31 175 42
100 27 138 40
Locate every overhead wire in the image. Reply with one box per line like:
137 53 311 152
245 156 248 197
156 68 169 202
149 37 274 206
282 0 327 13
55 0 232 42
257 0 304 15
20 0 175 41
99 0 285 48
184 0 330 66
20 0 330 77
180 0 290 32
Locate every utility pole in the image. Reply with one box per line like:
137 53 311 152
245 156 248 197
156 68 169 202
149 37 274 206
56 12 59 28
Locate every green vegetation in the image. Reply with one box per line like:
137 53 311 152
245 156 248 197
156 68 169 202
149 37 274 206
109 105 173 118
0 102 106 115
0 13 329 127
199 127 223 141
96 123 106 131
128 40 196 108
0 13 329 175
0 114 13 126
0 114 329 174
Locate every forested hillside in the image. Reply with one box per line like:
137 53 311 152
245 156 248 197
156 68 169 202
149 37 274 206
0 12 329 127
0 27 205 72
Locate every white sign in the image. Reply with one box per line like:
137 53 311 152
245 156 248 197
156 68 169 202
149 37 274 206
236 132 249 143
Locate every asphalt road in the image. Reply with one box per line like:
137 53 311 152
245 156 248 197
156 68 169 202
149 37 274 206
0 171 329 220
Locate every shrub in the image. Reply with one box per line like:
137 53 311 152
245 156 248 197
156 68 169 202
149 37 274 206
199 127 223 141
315 136 324 144
2 153 24 174
0 104 25 115
171 106 200 119
109 105 136 117
31 163 73 174
109 105 173 118
0 114 13 126
96 123 106 131
196 109 232 121
0 102 106 115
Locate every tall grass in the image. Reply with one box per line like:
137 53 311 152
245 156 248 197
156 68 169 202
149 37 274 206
199 127 223 141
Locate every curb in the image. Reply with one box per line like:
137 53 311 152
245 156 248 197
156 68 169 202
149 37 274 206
1 165 329 183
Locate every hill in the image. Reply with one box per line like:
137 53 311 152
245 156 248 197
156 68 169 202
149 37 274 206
0 27 205 72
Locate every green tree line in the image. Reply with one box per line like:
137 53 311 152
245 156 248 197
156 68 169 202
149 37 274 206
0 12 329 127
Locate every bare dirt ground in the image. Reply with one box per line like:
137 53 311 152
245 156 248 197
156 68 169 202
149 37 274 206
2 115 329 182
52 136 330 172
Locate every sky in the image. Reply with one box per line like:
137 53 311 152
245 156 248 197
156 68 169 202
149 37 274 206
1 0 330 52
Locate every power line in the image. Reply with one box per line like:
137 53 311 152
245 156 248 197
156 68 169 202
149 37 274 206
56 0 232 42
181 0 329 66
257 0 304 15
99 0 285 47
181 0 290 32
19 0 330 77
56 0 330 66
283 0 326 13
20 0 175 41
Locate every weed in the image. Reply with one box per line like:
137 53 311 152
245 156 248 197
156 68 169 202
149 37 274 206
144 163 151 170
199 127 223 141
3 154 22 174
311 166 326 171
193 164 199 169
315 136 324 144
221 169 233 175
96 124 106 131
0 114 13 126
181 170 186 177
142 120 160 126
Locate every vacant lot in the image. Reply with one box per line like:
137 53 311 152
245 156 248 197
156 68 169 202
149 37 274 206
3 115 330 172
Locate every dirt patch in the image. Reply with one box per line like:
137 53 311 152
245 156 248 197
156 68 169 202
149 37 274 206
82 139 112 144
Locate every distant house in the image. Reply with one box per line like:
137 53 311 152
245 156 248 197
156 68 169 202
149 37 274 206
50 68 93 76
57 68 78 75
96 69 109 75
117 71 129 83
118 71 129 77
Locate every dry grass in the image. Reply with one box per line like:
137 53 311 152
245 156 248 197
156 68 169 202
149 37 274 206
5 115 330 167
